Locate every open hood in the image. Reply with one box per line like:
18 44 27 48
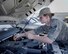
0 16 19 25
0 0 54 28
0 0 53 19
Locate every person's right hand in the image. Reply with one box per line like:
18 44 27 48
13 33 27 40
13 33 22 41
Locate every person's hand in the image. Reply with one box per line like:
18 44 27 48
13 33 22 40
13 33 26 40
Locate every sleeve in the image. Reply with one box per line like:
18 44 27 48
48 19 63 41
34 26 44 35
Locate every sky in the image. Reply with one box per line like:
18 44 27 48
49 0 68 13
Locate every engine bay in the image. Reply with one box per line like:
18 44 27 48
0 27 68 54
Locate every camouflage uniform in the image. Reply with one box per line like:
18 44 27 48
34 19 68 43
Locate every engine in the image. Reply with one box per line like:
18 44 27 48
0 27 68 54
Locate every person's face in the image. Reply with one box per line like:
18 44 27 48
39 14 50 24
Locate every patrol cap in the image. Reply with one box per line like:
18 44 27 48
38 7 54 17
